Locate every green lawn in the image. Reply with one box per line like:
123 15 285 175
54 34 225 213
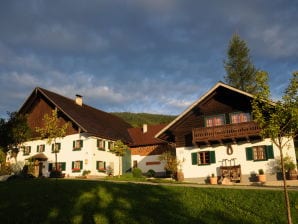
0 179 297 224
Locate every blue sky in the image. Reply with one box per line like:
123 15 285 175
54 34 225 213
0 0 297 118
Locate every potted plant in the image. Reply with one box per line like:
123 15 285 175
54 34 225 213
284 157 297 180
210 173 217 185
276 156 298 180
258 169 266 183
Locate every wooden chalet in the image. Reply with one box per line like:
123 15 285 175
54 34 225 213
156 82 297 183
15 87 132 177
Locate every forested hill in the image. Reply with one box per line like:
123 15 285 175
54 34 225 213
111 112 176 128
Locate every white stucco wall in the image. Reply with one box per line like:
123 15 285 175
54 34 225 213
16 133 121 177
176 137 297 180
131 154 166 174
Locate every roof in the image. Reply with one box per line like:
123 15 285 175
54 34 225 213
155 81 255 139
128 124 167 147
19 87 132 142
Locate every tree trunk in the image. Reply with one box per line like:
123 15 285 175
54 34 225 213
279 147 292 224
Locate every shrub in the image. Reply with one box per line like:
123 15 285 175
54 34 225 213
146 169 156 177
82 170 91 176
132 168 143 178
258 169 264 175
49 170 64 178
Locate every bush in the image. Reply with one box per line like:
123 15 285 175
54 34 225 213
146 169 156 177
132 168 143 178
49 170 64 178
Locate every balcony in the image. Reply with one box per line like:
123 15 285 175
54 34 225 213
192 121 261 146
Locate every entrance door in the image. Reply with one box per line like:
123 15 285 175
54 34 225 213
38 162 43 177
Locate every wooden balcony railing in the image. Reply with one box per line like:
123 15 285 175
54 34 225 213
192 121 261 144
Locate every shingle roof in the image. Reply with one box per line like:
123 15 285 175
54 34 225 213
20 87 132 143
128 124 167 147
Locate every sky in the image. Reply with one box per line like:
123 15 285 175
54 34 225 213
0 0 297 118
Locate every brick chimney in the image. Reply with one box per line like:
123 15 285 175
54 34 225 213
75 94 83 106
143 124 148 133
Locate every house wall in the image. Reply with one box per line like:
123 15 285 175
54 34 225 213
26 96 78 137
176 138 297 183
130 144 169 175
16 133 121 177
131 154 166 175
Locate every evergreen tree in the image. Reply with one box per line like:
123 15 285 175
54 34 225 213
224 33 261 94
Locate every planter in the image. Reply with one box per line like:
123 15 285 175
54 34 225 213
210 177 218 185
258 174 266 183
286 170 298 180
176 171 184 182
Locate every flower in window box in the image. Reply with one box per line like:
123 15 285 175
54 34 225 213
72 168 81 172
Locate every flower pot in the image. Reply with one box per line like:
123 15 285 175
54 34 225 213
176 171 184 182
258 174 266 183
286 170 298 180
210 177 217 185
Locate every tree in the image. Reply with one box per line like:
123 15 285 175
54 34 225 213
159 150 184 180
224 33 264 94
110 140 129 178
36 109 69 172
0 112 31 154
252 72 298 224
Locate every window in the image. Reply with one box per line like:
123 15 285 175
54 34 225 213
230 112 251 124
73 140 83 151
133 160 138 168
72 161 83 172
37 144 45 152
191 151 216 165
48 162 66 171
97 139 105 151
246 145 274 161
23 146 31 156
51 143 61 153
96 161 106 172
205 114 225 127
108 141 114 150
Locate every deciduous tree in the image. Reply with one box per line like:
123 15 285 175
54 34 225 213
0 112 31 154
252 72 298 224
36 109 69 172
110 140 129 178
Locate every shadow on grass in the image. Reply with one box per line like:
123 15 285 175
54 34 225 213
0 179 297 223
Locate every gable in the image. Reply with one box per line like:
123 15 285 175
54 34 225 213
19 87 132 142
155 82 255 146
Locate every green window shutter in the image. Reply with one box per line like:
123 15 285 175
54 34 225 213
80 140 83 148
97 140 99 147
48 163 53 171
73 141 75 148
191 152 198 165
58 143 61 150
96 161 99 170
246 147 253 160
209 151 216 163
37 145 39 152
104 162 106 170
104 141 106 149
61 162 66 171
266 145 274 159
52 144 54 153
72 161 74 169
80 161 83 170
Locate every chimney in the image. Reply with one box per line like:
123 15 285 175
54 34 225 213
143 124 148 133
75 94 83 106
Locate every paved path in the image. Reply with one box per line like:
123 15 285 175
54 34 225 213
86 177 298 191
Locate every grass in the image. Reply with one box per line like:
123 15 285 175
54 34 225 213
0 179 297 224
